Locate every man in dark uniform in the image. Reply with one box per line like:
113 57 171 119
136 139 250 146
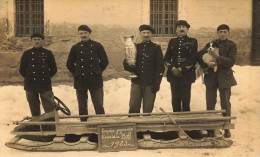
66 25 109 121
164 20 198 112
198 24 237 138
19 33 57 117
123 24 164 114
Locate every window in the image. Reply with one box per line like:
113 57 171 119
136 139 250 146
15 0 44 37
150 0 178 36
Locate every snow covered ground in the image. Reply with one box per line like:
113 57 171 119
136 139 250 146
0 65 260 157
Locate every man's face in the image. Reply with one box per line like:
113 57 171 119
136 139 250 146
31 37 43 48
176 25 189 37
78 30 90 41
217 30 229 40
140 30 152 42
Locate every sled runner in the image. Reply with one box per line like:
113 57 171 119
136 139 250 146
5 96 236 151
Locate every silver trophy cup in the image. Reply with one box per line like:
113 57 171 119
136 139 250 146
121 34 138 78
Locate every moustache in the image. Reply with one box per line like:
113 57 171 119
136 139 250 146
82 36 87 38
180 30 185 32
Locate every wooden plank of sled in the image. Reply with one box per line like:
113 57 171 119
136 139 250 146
117 113 226 122
85 112 228 121
59 110 227 119
6 135 22 143
87 113 232 120
13 111 55 132
12 126 97 135
168 113 223 118
17 114 227 125
136 123 235 132
12 123 235 136
5 136 22 150
6 138 97 151
12 122 230 135
30 111 55 122
55 125 97 135
86 116 236 125
137 137 233 148
17 116 236 126
14 112 233 124
156 113 234 122
12 131 61 136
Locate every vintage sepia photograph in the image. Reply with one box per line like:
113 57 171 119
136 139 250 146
0 0 259 156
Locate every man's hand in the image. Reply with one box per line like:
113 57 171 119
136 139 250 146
208 49 219 58
206 61 216 68
151 84 160 93
123 59 137 72
171 67 182 77
165 62 171 68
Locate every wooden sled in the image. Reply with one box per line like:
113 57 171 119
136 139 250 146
5 108 236 151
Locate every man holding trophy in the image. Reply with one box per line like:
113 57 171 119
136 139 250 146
123 24 164 114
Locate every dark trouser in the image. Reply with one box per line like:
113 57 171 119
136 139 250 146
206 85 232 136
76 87 105 121
170 82 192 112
26 90 55 117
129 83 156 113
206 86 231 117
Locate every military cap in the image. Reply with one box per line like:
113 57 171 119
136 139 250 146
139 24 155 33
78 25 92 33
217 24 230 32
175 20 190 28
31 33 44 39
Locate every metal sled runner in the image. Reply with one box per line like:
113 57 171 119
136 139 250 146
5 97 236 151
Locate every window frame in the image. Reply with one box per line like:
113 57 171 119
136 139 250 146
15 0 44 37
150 0 178 37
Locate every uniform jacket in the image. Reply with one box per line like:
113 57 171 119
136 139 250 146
198 39 237 89
19 47 57 93
123 41 164 86
66 40 109 90
164 36 198 84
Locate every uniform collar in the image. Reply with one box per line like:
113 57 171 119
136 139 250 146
81 39 92 44
177 35 188 41
32 46 43 51
216 39 228 45
219 39 228 43
141 40 152 45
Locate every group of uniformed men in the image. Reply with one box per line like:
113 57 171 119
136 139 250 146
19 20 237 138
